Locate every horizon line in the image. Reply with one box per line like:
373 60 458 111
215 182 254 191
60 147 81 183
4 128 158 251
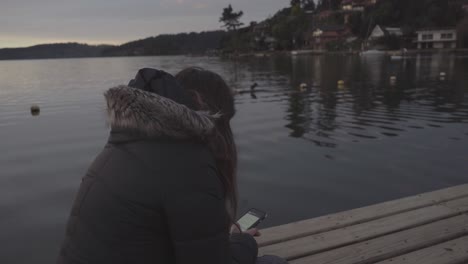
0 29 228 49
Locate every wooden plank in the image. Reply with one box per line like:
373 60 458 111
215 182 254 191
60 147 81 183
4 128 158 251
375 235 468 264
257 184 468 246
259 203 460 260
442 195 468 212
290 214 468 264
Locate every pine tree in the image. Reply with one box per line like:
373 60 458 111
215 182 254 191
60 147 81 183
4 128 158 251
291 0 301 7
220 4 244 31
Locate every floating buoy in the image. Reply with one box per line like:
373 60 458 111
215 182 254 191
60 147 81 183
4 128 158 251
337 80 345 86
31 105 40 116
299 83 308 92
390 76 397 85
440 72 446 81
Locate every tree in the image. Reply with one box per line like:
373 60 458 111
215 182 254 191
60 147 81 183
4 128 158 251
271 9 308 50
348 12 364 37
220 4 244 31
317 0 342 10
291 0 301 7
302 0 316 11
376 35 402 50
292 0 315 10
458 17 468 48
291 4 302 16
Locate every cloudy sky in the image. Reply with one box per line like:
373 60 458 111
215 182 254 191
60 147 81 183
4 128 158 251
0 0 290 48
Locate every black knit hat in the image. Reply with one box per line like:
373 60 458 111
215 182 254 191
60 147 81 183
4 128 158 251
128 68 191 107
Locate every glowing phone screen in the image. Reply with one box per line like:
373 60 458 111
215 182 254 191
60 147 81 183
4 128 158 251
237 213 260 231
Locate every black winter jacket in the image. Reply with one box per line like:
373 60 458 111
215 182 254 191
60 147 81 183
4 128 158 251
57 86 258 264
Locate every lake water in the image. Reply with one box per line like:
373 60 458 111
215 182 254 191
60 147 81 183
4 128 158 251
1 54 467 263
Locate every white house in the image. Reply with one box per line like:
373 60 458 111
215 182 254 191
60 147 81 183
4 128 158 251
342 3 353 10
415 28 457 49
368 25 403 41
341 0 377 11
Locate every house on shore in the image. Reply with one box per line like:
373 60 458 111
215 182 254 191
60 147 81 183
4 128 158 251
252 21 277 50
252 21 269 37
368 25 403 41
364 25 403 49
414 28 457 49
341 0 378 11
306 25 351 50
341 0 379 24
316 10 335 20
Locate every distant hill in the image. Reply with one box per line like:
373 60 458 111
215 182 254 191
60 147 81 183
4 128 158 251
102 31 227 56
0 30 227 60
0 43 113 60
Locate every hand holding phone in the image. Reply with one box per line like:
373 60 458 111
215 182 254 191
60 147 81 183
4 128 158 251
235 208 267 233
243 228 261 237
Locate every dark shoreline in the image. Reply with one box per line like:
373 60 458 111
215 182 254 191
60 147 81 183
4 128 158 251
1 49 468 62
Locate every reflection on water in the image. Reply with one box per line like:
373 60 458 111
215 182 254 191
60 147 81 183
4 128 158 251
232 54 468 148
0 54 467 264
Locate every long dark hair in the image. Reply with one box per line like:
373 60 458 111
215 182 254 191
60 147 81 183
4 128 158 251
176 67 238 220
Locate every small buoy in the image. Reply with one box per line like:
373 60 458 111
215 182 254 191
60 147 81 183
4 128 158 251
337 80 345 86
299 83 308 92
440 72 446 81
250 82 258 90
31 105 40 116
390 76 397 81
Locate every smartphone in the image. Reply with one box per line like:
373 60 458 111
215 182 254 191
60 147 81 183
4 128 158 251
236 208 267 232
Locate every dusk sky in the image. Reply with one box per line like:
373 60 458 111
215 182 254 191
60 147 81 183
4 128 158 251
0 0 290 48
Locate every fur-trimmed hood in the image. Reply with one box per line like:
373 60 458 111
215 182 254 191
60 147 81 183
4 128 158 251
104 85 217 140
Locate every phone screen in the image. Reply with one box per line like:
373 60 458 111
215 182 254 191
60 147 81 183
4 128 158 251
237 209 266 232
237 213 260 232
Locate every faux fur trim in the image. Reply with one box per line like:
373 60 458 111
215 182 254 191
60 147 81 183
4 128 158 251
104 85 217 139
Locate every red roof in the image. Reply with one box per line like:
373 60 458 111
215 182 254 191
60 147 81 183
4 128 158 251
321 32 341 37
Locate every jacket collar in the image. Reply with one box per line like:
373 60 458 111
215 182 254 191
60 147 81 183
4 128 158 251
104 85 217 141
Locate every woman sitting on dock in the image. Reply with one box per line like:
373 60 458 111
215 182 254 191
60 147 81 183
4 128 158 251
57 67 287 264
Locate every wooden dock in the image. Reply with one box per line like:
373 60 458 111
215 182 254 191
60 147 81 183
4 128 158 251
256 184 468 264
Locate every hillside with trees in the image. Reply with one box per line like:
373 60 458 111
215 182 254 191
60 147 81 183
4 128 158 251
0 43 112 60
0 31 227 60
349 0 466 38
220 1 311 52
221 0 468 52
101 31 226 56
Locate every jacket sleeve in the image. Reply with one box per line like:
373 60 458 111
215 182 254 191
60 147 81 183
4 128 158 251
163 164 258 264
